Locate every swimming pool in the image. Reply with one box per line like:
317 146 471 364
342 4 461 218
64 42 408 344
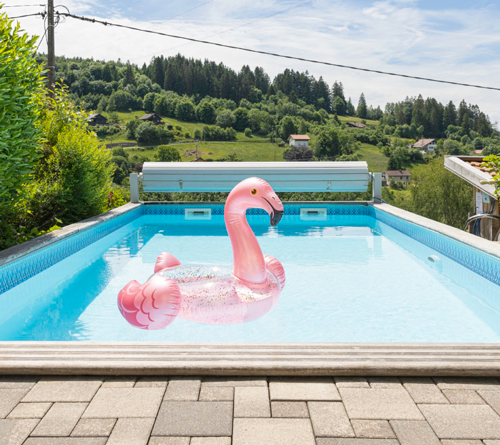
1 202 500 343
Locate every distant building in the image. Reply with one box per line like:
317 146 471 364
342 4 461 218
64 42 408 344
346 121 367 128
288 134 310 148
138 113 163 125
383 170 412 186
86 113 107 126
411 138 436 153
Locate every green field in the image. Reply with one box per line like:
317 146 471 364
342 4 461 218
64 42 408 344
337 115 379 127
126 140 284 162
358 143 388 172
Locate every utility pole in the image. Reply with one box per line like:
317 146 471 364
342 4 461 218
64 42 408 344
47 0 55 97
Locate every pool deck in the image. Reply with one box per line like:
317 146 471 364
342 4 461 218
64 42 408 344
2 375 500 444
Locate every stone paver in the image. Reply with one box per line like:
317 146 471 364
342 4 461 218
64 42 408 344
316 439 399 444
308 402 354 437
334 377 370 388
2 375 500 444
198 385 233 401
147 438 190 445
23 379 101 402
83 388 164 418
443 390 485 404
152 401 233 436
24 439 107 444
234 387 270 417
271 401 309 417
233 418 315 445
478 390 500 416
419 404 500 439
434 378 500 391
31 402 87 436
390 420 440 445
351 420 395 438
339 388 423 420
0 389 30 418
7 402 51 419
71 418 116 436
402 377 449 404
190 438 232 445
0 419 39 445
164 379 200 401
107 418 155 445
270 378 340 401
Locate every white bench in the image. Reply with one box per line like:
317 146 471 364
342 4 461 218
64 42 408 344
130 161 382 201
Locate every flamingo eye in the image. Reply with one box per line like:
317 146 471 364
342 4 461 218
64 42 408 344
251 188 257 195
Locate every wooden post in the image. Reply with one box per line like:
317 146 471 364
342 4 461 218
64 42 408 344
47 0 55 97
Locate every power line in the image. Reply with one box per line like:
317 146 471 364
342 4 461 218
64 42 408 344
10 12 44 19
56 11 500 92
3 3 44 7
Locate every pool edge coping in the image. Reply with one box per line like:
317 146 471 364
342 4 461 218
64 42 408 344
0 342 499 376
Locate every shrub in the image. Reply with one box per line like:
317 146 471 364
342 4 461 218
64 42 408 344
284 146 313 161
135 121 157 144
0 10 44 215
244 128 252 138
202 125 237 141
94 125 120 137
216 109 236 128
194 129 202 139
155 146 181 162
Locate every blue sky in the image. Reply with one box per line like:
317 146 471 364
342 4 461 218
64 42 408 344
7 0 500 125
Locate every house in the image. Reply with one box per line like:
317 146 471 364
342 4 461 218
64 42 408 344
288 135 310 149
86 113 107 126
383 170 411 186
411 138 436 153
346 121 367 128
138 113 163 125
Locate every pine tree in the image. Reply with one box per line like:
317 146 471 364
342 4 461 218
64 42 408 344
357 93 367 119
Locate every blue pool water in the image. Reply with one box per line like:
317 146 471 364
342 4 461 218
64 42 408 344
1 204 500 342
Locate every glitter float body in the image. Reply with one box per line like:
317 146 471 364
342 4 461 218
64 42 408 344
118 177 286 330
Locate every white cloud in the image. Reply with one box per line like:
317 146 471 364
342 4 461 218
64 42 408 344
6 0 500 126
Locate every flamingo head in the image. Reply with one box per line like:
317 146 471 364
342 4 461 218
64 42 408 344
226 177 284 226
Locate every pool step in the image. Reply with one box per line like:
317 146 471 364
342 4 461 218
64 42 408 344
0 343 499 376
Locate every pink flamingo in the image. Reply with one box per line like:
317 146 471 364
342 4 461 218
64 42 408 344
118 177 286 330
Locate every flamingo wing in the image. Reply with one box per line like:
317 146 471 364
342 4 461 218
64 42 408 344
118 274 181 330
154 252 182 273
264 255 286 290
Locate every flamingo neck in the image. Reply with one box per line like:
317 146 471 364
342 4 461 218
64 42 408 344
224 205 266 284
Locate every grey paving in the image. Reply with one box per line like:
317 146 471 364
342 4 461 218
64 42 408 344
1 375 500 443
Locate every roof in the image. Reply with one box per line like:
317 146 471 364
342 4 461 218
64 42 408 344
139 113 161 120
444 156 496 198
346 121 367 128
384 170 411 177
87 113 106 120
412 138 436 148
288 135 310 141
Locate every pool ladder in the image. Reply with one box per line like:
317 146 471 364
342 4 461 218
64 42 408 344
463 214 500 241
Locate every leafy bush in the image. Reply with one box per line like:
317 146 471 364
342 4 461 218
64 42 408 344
284 146 313 161
0 10 44 214
244 128 252 138
202 125 236 141
94 125 120 137
194 129 202 139
156 146 181 162
216 109 236 128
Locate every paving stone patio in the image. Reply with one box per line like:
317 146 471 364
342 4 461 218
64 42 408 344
1 376 500 444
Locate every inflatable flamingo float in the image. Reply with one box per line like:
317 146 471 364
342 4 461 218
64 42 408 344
118 177 286 330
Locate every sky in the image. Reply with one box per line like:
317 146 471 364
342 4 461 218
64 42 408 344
5 0 500 126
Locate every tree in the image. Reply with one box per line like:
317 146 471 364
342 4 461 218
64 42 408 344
156 146 181 162
409 158 473 228
215 109 236 128
356 93 367 119
143 92 159 113
196 101 216 124
233 107 249 131
279 116 297 140
135 121 158 144
332 96 346 116
175 99 196 121
313 127 341 160
0 11 44 214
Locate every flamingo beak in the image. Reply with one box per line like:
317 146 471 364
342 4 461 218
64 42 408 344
263 197 284 226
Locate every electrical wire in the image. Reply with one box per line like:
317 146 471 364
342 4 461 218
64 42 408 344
152 0 315 60
3 4 44 7
9 12 44 18
57 11 500 92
